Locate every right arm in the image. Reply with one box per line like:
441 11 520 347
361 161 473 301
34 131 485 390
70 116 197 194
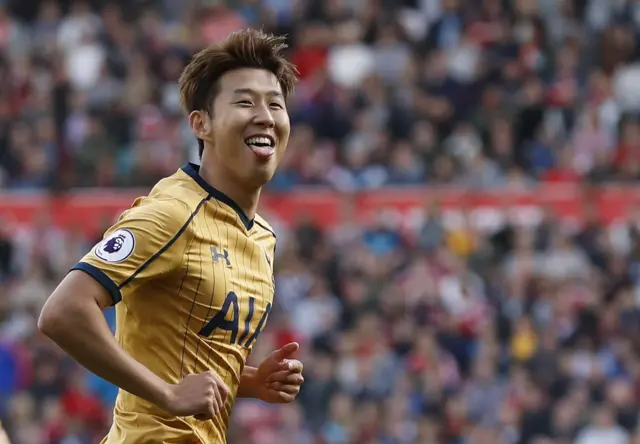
38 270 173 409
38 271 229 418
38 199 229 419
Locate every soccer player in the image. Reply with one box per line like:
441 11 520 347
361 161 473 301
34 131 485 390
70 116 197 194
38 29 304 443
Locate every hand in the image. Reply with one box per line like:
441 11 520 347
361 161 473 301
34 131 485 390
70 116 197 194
256 342 304 404
162 371 230 420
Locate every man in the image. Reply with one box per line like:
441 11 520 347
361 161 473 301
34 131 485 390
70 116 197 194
38 29 303 443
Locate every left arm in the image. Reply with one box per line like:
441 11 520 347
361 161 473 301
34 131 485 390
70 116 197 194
237 344 304 402
237 366 259 398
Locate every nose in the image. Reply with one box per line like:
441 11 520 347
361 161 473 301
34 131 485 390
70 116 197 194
253 103 275 128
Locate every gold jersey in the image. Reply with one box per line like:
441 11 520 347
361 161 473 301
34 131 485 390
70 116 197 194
73 163 276 443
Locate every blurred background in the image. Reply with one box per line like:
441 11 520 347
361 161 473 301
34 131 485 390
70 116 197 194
4 0 640 443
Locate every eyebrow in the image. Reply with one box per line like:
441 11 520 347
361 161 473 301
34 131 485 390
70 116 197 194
232 88 284 98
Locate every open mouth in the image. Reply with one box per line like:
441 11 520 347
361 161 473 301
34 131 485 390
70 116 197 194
245 135 276 159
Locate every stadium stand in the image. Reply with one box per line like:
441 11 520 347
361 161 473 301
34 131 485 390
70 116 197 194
3 0 640 443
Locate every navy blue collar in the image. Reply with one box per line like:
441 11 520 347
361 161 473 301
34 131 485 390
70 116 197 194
181 162 254 230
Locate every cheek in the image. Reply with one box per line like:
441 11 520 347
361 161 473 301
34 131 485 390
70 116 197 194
278 133 290 151
276 139 289 164
213 118 243 147
277 123 291 155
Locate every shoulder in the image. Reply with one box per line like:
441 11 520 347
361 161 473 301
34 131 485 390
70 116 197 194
99 192 208 258
123 167 210 224
92 197 192 264
253 214 277 240
117 197 193 232
253 214 277 257
117 177 210 235
98 169 213 258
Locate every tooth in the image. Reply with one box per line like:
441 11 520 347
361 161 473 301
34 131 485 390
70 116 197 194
245 136 274 147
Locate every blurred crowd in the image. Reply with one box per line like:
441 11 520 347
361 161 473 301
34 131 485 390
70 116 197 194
3 0 640 190
7 197 640 444
4 0 640 443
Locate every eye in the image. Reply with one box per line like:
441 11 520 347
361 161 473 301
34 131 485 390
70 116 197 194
236 100 253 107
270 102 284 109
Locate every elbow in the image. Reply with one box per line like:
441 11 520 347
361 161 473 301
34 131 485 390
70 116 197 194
38 294 79 340
37 303 64 339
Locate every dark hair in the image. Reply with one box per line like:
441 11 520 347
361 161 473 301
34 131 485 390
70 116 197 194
179 29 298 158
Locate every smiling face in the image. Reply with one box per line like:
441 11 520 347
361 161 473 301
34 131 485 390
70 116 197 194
192 68 291 189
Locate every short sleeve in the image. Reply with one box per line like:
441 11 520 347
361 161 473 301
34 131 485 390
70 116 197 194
71 198 193 305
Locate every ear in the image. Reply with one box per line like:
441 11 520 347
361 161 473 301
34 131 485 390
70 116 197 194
189 110 213 141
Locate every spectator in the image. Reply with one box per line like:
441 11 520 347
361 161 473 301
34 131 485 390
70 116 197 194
575 405 630 444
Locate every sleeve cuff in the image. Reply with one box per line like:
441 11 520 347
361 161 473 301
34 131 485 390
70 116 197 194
70 262 122 305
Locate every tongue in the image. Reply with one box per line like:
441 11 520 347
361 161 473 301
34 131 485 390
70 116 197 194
248 144 273 158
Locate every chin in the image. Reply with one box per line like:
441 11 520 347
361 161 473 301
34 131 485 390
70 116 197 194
245 167 276 188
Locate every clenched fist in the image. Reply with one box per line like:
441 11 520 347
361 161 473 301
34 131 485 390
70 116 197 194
162 371 230 420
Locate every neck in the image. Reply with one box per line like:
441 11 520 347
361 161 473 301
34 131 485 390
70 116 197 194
198 161 261 220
